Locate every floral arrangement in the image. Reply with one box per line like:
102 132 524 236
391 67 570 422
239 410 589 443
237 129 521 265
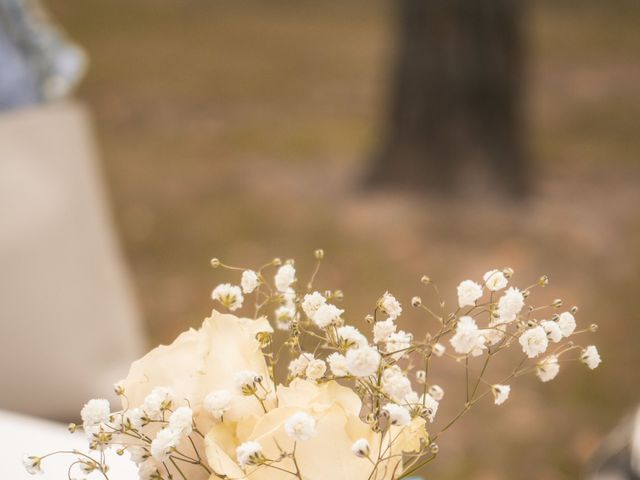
24 250 602 479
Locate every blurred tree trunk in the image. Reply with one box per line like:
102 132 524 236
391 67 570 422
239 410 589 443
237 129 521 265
368 0 530 197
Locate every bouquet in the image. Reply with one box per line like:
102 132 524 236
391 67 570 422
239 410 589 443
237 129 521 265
24 250 602 479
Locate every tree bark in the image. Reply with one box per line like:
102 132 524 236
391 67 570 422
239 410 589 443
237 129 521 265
368 0 530 197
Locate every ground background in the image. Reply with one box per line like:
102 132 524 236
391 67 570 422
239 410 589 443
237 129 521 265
47 1 640 478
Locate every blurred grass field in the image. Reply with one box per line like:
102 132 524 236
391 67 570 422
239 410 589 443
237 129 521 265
48 0 640 478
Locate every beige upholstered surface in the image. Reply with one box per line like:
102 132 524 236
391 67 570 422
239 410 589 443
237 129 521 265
0 101 144 420
0 409 137 478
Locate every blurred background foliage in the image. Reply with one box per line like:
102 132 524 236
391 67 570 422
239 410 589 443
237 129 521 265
47 0 640 478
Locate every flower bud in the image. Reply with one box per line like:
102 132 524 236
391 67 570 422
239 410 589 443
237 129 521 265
351 439 370 458
314 249 324 260
552 298 563 308
538 275 549 286
421 275 431 285
411 296 422 307
210 258 221 268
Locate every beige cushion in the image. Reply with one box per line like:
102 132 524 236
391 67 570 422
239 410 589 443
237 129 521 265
0 409 136 478
0 101 144 420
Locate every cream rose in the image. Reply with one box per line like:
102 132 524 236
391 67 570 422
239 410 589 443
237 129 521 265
205 379 423 480
120 310 273 412
118 310 274 479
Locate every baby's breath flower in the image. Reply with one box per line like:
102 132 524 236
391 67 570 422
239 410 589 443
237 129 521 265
150 428 180 461
428 385 444 401
288 353 315 378
168 406 193 436
519 326 549 358
540 320 563 343
128 445 149 465
378 292 402 320
337 325 368 348
113 382 125 396
305 359 327 381
420 393 439 422
491 384 511 405
432 343 446 357
301 291 326 318
143 387 174 419
138 458 162 480
312 303 344 328
345 345 381 377
285 412 317 441
581 346 602 369
109 413 123 432
351 438 371 458
80 399 111 429
411 296 422 307
415 370 426 384
404 391 420 406
236 441 264 468
124 407 145 430
483 323 506 346
234 370 262 395
483 269 508 291
457 280 483 308
383 403 411 426
450 316 486 357
79 459 97 474
241 270 259 294
275 264 296 292
211 283 244 311
385 330 413 359
373 318 397 344
497 287 525 322
382 366 414 403
22 455 43 475
274 305 295 330
558 311 577 337
204 389 233 421
327 352 349 377
536 355 560 382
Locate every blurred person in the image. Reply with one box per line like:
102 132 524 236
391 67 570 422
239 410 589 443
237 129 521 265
0 0 143 420
0 0 85 109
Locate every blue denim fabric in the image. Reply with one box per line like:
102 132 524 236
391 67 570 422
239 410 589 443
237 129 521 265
0 23 39 110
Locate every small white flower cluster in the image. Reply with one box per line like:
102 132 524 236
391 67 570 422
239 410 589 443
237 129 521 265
27 253 602 480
